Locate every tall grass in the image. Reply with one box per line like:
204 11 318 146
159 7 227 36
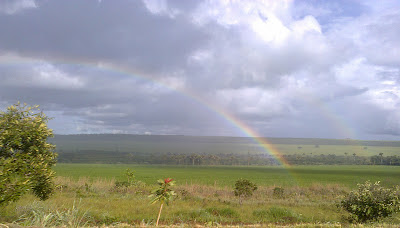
1 176 353 226
15 200 90 227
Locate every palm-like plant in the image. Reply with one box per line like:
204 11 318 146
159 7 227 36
149 178 176 226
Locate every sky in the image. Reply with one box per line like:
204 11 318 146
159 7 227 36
0 0 399 140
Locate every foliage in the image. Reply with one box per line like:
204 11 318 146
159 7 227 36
0 103 57 206
234 178 257 205
114 168 142 188
149 178 176 206
340 181 400 222
149 178 176 226
124 168 136 183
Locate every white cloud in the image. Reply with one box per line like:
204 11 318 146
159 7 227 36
215 87 286 117
0 0 37 15
32 63 85 89
192 0 322 46
333 58 400 110
142 0 180 18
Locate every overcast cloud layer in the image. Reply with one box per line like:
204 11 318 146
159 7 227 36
0 0 399 140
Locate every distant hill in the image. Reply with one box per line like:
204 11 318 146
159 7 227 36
49 134 400 164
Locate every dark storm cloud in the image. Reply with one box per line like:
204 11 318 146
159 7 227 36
0 0 399 139
0 0 207 72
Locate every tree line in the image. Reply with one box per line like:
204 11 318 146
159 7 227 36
57 150 400 166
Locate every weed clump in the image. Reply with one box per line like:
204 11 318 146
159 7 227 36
205 207 238 218
15 200 92 227
253 207 304 223
273 187 285 199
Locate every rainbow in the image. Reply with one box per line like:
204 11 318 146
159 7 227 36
0 54 351 168
196 102 291 167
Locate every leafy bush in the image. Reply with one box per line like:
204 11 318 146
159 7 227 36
340 181 400 222
234 178 257 205
0 103 57 206
114 169 144 189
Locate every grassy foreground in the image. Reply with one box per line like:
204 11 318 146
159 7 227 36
1 164 400 227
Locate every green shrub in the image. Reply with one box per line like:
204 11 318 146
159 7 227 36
234 178 257 205
114 169 145 189
340 181 400 223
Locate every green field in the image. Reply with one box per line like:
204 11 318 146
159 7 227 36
2 164 400 227
54 163 400 188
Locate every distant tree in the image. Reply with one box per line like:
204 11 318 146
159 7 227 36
189 154 198 166
353 153 357 162
170 154 179 165
177 154 186 165
229 155 237 166
197 154 205 165
247 151 253 166
207 154 220 165
0 103 57 206
128 153 135 162
379 153 384 165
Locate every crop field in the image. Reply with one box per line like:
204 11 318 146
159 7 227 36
54 164 400 188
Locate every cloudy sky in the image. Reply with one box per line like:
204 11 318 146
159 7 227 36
0 0 399 140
